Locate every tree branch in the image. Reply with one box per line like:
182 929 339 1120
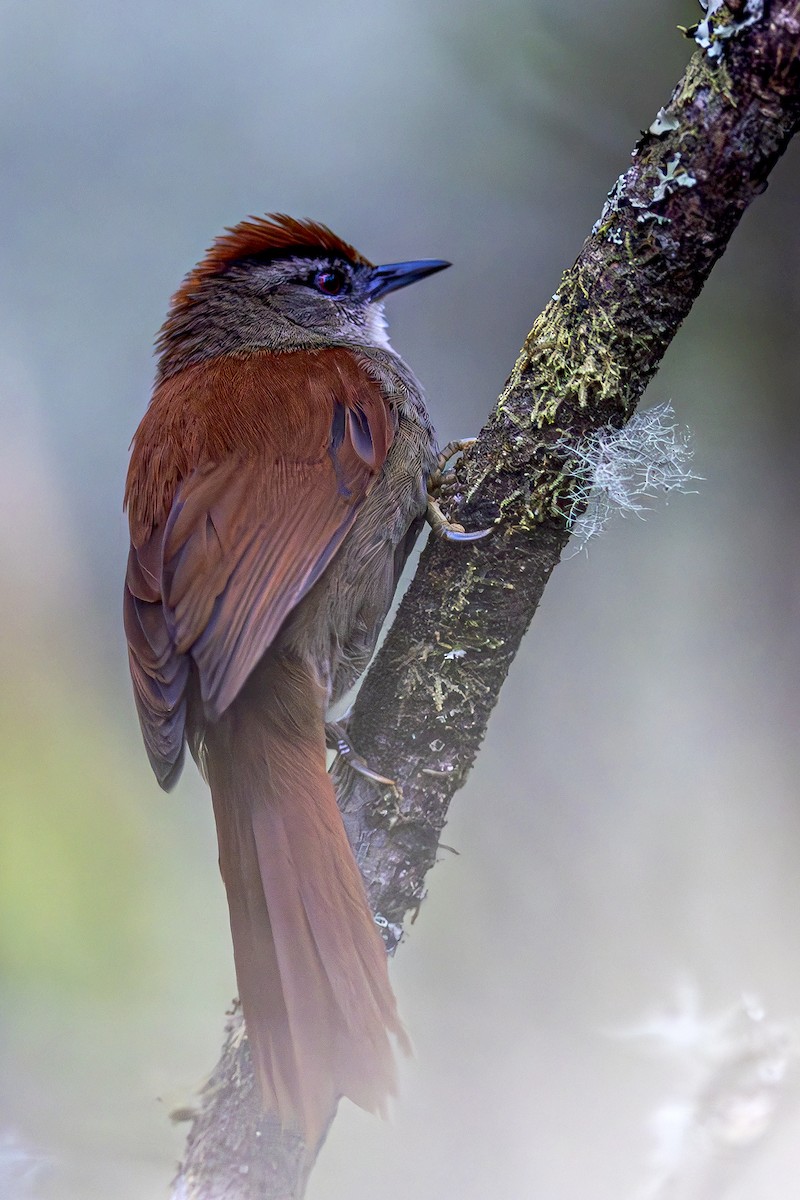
173 4 800 1196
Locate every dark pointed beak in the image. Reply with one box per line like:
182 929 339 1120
366 259 451 300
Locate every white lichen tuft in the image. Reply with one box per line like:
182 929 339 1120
612 984 800 1200
557 402 698 545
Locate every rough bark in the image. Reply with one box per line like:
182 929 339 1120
173 4 800 1196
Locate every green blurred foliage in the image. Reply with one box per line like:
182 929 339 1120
0 666 145 995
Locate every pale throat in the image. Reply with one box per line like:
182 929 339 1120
361 303 392 352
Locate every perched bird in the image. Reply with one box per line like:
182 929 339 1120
123 214 469 1145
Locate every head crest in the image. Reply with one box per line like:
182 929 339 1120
170 213 371 312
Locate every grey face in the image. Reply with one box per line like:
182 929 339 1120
233 254 390 346
157 249 449 375
228 252 450 347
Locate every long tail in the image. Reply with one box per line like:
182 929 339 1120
203 653 407 1146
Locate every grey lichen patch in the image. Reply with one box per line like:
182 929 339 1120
652 154 698 201
649 106 680 135
592 173 629 235
592 145 699 240
628 152 698 224
692 0 766 61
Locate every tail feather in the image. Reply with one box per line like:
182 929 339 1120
204 653 405 1145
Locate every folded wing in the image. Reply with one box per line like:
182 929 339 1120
124 349 394 785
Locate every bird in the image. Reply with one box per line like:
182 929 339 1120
123 213 476 1147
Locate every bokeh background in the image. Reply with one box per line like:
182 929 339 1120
3 2 800 1197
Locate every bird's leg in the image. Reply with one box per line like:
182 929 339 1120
434 438 477 478
426 438 491 542
326 718 402 798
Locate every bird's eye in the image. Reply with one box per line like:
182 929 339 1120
313 268 347 296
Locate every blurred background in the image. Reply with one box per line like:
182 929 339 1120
3 1 800 1197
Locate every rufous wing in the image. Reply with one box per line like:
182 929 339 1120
124 348 395 777
124 525 190 788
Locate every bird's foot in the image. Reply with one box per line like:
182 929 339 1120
435 438 477 479
426 497 490 542
426 438 491 543
326 720 402 798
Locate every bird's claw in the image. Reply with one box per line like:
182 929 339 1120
426 438 491 542
326 720 402 798
426 496 491 543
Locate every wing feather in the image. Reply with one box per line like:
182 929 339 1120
124 348 394 781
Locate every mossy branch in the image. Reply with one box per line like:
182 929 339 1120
173 4 800 1197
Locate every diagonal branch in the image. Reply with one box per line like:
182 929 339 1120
173 4 800 1197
